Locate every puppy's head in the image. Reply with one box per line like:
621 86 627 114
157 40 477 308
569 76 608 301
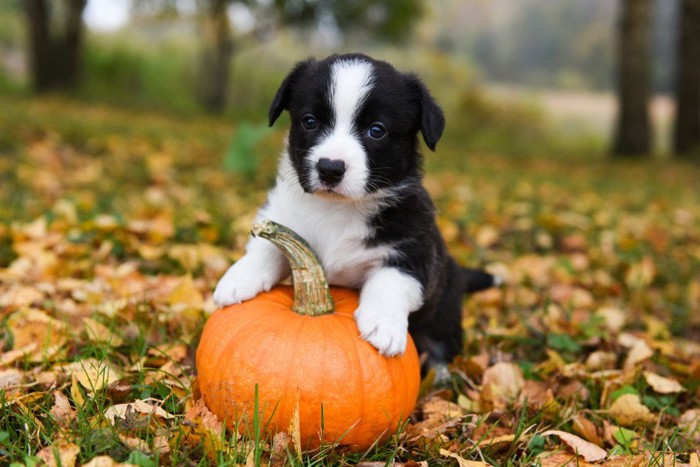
269 54 445 200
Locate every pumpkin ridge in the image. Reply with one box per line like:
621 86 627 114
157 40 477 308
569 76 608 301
344 311 367 444
275 310 309 439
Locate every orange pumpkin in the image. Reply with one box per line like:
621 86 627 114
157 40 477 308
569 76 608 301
196 221 420 451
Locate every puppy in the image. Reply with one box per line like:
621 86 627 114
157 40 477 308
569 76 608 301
214 53 497 372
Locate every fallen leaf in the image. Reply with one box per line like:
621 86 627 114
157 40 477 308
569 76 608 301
541 430 607 462
572 413 603 447
73 358 122 394
643 371 685 394
623 339 654 371
482 361 524 403
439 448 491 466
104 400 175 424
608 394 656 426
36 443 80 467
81 455 136 467
49 390 76 428
83 317 125 347
167 274 204 310
288 393 302 457
537 451 596 467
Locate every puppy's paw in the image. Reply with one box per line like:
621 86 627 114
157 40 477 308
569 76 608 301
354 305 408 357
213 259 278 307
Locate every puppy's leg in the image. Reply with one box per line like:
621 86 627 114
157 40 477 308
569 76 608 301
355 267 423 356
213 237 290 307
409 258 466 377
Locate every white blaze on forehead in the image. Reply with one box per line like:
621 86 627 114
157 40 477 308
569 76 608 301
330 59 374 130
307 58 375 199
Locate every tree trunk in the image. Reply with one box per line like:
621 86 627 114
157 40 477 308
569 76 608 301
199 0 233 113
613 0 653 157
674 0 700 156
25 0 87 91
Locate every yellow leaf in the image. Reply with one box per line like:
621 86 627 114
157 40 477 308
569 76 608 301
73 358 122 394
71 373 85 407
83 317 125 347
36 443 80 467
6 308 68 362
608 394 656 426
541 430 607 462
167 274 204 310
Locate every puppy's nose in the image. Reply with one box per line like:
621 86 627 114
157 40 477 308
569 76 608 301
316 158 346 186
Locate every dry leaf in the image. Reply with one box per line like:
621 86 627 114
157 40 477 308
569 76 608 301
104 400 175 424
83 317 125 346
572 413 603 447
482 362 524 402
537 451 596 467
36 443 80 467
439 448 491 466
167 274 204 310
608 394 656 426
81 455 137 467
623 339 654 371
288 393 302 456
49 391 76 428
541 430 607 462
643 371 685 394
73 358 122 394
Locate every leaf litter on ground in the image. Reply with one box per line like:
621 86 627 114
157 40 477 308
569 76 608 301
0 95 698 465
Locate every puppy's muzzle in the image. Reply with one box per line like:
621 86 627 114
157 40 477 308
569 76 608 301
316 158 346 187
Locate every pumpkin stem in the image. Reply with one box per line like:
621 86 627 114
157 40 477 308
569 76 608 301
251 220 335 316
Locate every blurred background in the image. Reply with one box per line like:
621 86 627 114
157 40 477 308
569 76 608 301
0 0 698 159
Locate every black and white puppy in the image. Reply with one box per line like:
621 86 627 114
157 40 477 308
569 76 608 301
214 53 497 371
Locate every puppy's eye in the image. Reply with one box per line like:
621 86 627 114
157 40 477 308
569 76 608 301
367 123 387 139
302 115 317 130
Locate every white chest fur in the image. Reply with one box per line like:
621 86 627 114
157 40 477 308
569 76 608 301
257 155 392 289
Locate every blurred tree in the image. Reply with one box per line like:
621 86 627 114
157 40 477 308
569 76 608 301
25 0 87 91
199 0 233 113
673 0 700 156
613 0 652 157
193 0 423 113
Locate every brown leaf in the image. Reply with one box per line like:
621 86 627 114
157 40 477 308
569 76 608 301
537 451 597 467
608 394 656 426
572 413 603 447
541 430 607 462
49 391 76 428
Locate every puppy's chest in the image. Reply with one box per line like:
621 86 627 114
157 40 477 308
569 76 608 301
261 189 390 288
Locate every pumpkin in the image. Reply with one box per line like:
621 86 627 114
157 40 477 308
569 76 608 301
196 220 421 451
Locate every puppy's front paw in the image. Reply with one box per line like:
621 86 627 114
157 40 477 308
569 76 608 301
213 258 278 307
355 305 408 357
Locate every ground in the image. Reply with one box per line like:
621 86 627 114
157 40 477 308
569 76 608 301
0 94 698 466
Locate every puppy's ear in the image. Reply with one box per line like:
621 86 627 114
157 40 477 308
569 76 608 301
408 76 445 151
268 59 313 127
